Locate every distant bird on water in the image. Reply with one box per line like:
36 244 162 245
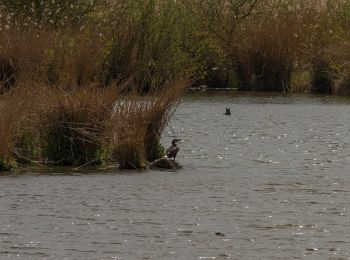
224 107 231 116
166 139 182 161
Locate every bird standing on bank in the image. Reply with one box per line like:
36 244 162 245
166 139 182 161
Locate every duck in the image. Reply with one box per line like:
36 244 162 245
166 139 182 161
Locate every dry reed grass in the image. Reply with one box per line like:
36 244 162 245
35 84 119 166
143 80 186 161
0 84 40 169
232 0 321 91
0 24 186 170
0 1 185 171
0 28 57 87
111 97 148 169
327 41 350 94
110 79 187 169
2 78 186 169
0 93 21 167
5 0 350 171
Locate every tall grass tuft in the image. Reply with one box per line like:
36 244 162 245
98 0 190 89
110 80 187 169
0 94 20 170
0 85 38 170
111 98 148 169
37 84 119 166
233 1 321 91
143 80 186 161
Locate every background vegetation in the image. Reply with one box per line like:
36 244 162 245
1 0 350 93
0 0 349 170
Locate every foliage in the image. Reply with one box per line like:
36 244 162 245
0 0 96 30
0 156 16 171
15 130 41 163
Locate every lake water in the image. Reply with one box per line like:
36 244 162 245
1 92 350 259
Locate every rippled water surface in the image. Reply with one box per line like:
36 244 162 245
1 92 350 259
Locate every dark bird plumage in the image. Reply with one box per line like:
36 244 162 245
166 139 182 161
224 107 231 115
215 232 226 237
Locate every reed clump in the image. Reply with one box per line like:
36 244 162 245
0 85 39 170
109 80 186 169
0 76 186 171
143 80 185 161
0 0 185 171
231 1 321 91
0 96 19 170
111 98 148 169
34 85 118 166
189 0 349 92
1 0 350 94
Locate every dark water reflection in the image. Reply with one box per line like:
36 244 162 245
1 92 350 259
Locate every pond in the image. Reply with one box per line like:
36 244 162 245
1 92 350 259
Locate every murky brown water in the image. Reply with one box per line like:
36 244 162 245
1 92 350 259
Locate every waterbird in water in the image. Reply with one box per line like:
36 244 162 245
215 231 226 237
224 107 231 115
166 139 182 161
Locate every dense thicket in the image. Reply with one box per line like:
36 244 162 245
1 0 349 92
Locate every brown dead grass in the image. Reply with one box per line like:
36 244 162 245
110 79 187 169
233 0 321 91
